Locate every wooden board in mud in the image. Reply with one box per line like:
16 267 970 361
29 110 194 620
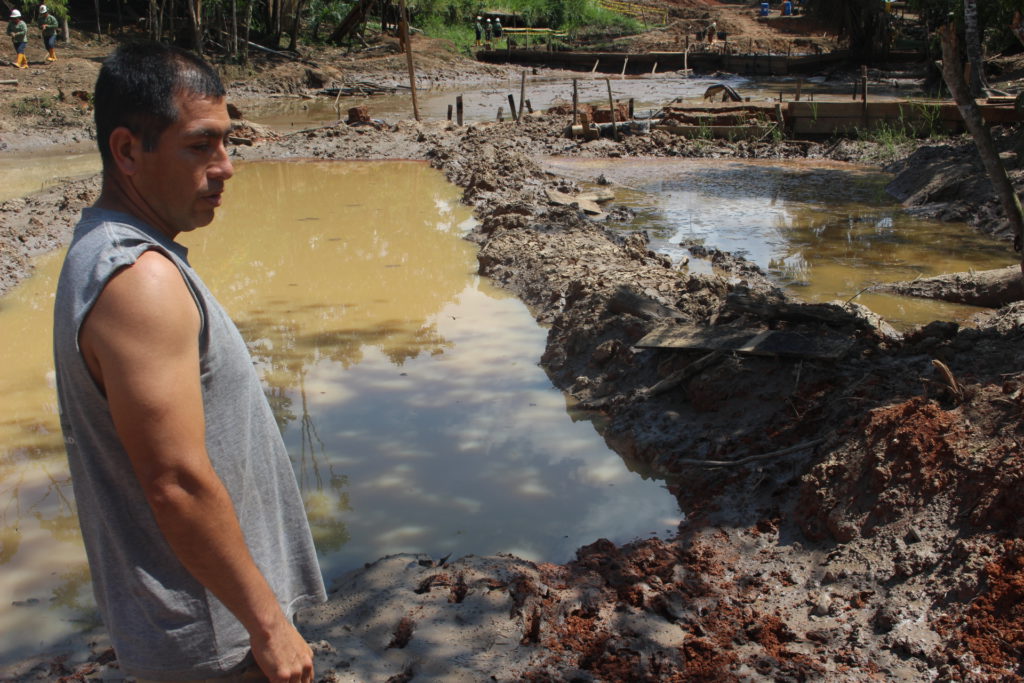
653 122 778 141
635 322 854 360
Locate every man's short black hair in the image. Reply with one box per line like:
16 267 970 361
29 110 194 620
94 41 226 168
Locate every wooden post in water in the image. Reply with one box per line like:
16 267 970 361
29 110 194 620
628 98 634 119
508 93 518 121
398 0 419 122
591 59 600 74
795 78 802 101
447 104 453 121
456 95 463 126
606 78 618 141
497 106 504 122
572 78 578 125
651 61 658 75
518 71 527 124
526 99 533 113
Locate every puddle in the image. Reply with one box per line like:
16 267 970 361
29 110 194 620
0 160 681 667
542 157 1018 330
0 142 101 202
242 72 914 131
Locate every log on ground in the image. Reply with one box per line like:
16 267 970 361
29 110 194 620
876 265 1024 308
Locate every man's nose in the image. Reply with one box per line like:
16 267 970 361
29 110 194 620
211 142 234 181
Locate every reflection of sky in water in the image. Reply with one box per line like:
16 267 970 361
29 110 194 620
294 285 681 582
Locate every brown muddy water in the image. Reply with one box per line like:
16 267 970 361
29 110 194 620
0 142 100 202
0 160 682 666
242 72 909 130
542 156 1019 330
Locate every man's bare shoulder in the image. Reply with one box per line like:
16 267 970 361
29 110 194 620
85 249 199 350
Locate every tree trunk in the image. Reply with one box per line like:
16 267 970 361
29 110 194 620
242 0 252 64
876 266 1024 307
187 0 204 53
938 23 1024 274
230 0 238 57
963 0 989 97
287 0 306 51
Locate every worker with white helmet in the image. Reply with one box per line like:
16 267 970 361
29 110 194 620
7 9 28 69
38 4 58 62
474 16 483 46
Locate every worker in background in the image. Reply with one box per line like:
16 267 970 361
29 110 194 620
494 17 502 40
484 17 492 42
474 16 482 46
38 4 57 62
7 9 28 69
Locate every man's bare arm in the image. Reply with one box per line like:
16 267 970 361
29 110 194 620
80 250 313 683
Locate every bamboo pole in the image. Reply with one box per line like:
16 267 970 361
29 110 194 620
398 0 419 121
621 56 628 79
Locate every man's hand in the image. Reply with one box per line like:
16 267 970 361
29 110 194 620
250 616 315 683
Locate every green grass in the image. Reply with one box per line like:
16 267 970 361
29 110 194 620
10 95 59 117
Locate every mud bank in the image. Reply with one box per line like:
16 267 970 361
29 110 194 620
4 111 1024 680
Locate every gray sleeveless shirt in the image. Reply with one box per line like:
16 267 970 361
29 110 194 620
52 207 327 680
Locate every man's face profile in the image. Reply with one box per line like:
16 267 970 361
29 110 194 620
127 93 235 237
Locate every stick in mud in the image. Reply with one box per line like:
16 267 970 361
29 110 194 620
572 78 578 126
508 93 518 121
456 95 463 126
518 71 526 125
606 78 618 141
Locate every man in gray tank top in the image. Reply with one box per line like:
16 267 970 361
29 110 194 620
52 42 326 682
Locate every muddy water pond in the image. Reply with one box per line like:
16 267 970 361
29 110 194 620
543 157 1018 329
0 160 681 666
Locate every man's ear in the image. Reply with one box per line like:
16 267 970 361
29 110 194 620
108 126 143 176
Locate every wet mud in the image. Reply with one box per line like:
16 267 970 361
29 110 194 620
3 43 1024 682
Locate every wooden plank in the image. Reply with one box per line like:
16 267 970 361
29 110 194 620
654 123 776 140
789 117 962 135
635 323 853 360
635 322 762 351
